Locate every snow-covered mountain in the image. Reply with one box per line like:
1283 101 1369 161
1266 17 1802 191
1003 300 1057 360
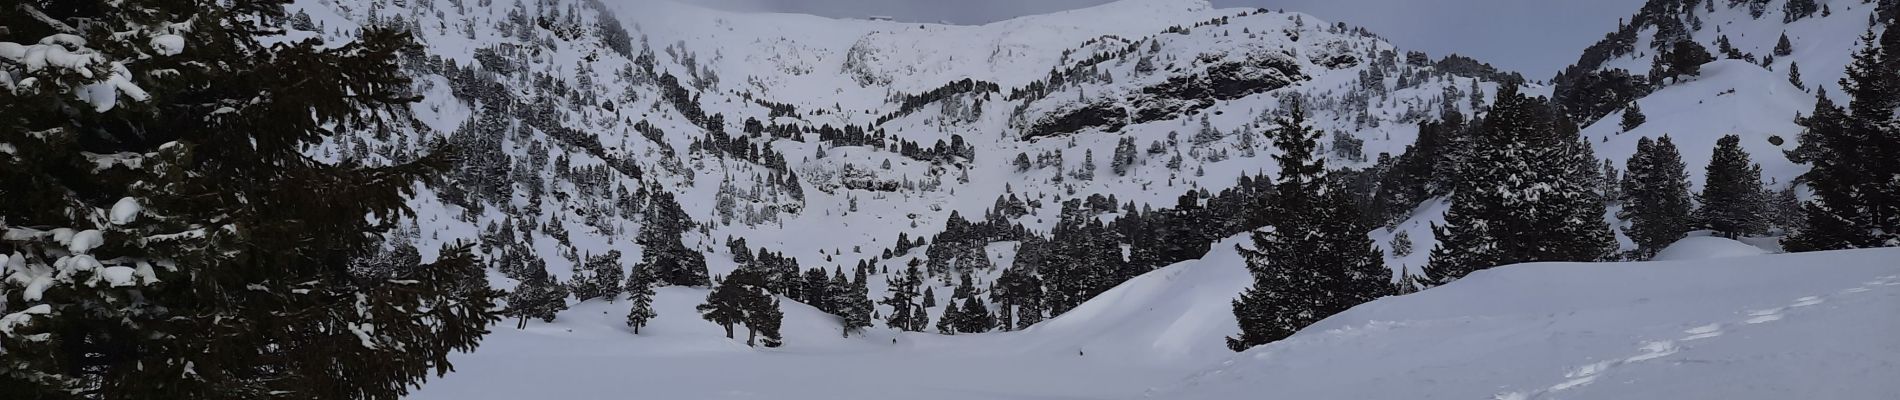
291 0 1528 292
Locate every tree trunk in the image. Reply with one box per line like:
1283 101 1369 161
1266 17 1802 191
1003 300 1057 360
723 323 735 339
517 317 527 330
746 327 757 347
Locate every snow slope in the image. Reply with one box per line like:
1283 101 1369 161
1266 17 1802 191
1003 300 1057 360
1158 246 1900 400
415 235 1900 399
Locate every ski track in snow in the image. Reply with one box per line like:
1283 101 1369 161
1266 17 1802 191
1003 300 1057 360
1493 273 1900 400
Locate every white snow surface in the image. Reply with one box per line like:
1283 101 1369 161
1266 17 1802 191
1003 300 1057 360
417 238 1900 399
1652 234 1772 261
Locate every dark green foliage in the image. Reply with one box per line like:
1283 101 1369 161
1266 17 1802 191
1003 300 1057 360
1554 69 1651 126
1621 136 1694 259
0 1 502 398
571 250 625 302
640 192 710 287
1425 86 1613 285
1697 135 1768 239
1788 62 1806 91
1621 102 1647 132
1775 32 1795 57
625 264 659 334
697 268 784 347
993 267 1044 331
1786 24 1900 250
1228 100 1392 352
508 267 572 328
1664 40 1715 80
1784 0 1818 23
881 263 927 331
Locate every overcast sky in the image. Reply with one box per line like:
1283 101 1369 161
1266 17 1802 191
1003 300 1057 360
688 0 1648 78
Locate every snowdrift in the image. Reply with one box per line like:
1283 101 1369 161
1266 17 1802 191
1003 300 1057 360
420 233 1900 400
1156 246 1900 400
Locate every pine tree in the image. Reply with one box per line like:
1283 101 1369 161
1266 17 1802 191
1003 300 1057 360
956 296 996 333
625 264 659 334
923 286 938 308
1665 40 1714 80
573 250 626 302
1697 135 1768 239
881 263 926 331
1112 137 1139 176
1425 85 1613 285
1077 149 1098 181
1775 32 1796 57
641 192 711 287
0 3 502 396
1621 136 1694 259
803 267 833 311
1620 102 1647 132
698 274 743 339
1228 99 1390 352
507 266 572 329
936 299 960 334
744 287 784 347
1778 62 1805 92
1786 88 1880 250
1784 0 1818 23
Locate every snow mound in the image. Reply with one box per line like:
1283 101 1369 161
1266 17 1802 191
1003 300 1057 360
1155 247 1900 400
1652 235 1771 261
997 235 1252 365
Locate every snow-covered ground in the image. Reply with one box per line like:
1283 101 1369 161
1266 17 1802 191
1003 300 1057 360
415 236 1900 399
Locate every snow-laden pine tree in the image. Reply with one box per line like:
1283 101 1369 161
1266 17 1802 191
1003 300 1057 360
0 1 501 397
574 250 626 302
1425 85 1613 285
1112 137 1139 176
640 192 711 287
508 266 572 329
1620 102 1647 131
1697 135 1767 239
625 264 659 334
881 262 925 331
1786 24 1900 250
1228 100 1389 352
1621 136 1694 259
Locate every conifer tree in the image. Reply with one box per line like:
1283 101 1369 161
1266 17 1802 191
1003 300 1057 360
1788 62 1806 91
1620 102 1647 132
803 267 833 311
746 292 785 348
936 299 960 334
699 273 749 339
574 250 626 302
625 264 659 334
1112 137 1139 176
641 192 711 286
1697 135 1768 239
1622 136 1695 259
0 2 502 396
956 296 996 334
1425 86 1613 285
1664 40 1714 80
1229 99 1390 352
508 266 572 329
881 263 926 331
827 267 871 337
1786 25 1900 250
1775 32 1796 56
